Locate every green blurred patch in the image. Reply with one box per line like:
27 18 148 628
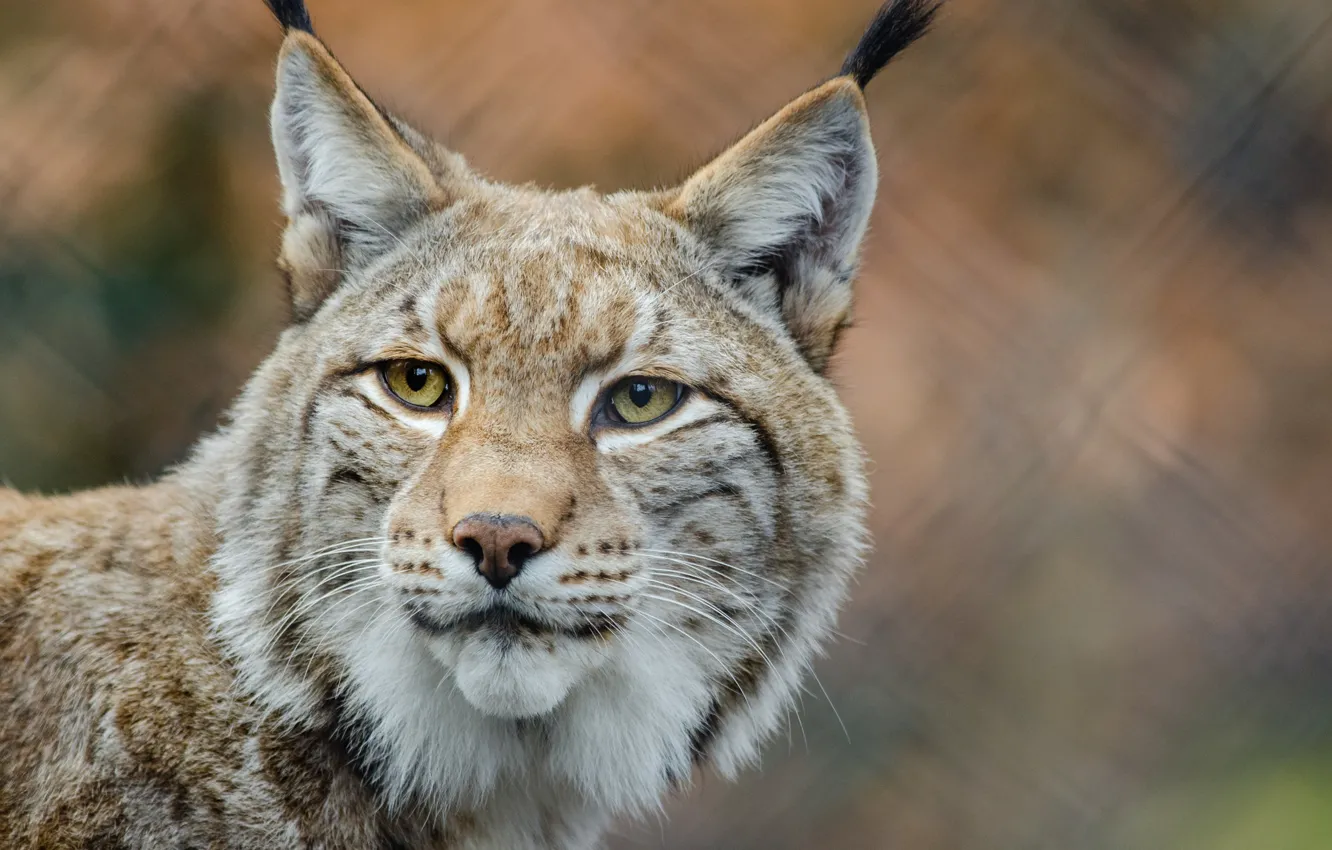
1123 751 1332 850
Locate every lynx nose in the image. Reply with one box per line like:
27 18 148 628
452 513 544 590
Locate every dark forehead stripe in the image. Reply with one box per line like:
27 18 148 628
578 344 631 386
424 248 643 384
400 311 426 339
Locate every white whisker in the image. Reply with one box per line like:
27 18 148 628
638 551 845 742
256 557 383 642
637 588 777 674
638 549 790 594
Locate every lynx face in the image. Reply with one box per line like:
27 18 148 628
201 0 932 821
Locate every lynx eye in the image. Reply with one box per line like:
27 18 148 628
604 376 684 426
380 360 451 410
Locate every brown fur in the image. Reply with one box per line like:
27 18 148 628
0 2 938 845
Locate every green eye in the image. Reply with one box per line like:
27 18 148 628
606 376 683 426
381 360 450 409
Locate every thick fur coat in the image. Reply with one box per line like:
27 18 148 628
0 1 937 847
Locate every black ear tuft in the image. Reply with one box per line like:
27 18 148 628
265 0 315 35
840 0 939 88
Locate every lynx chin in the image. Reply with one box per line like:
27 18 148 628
0 1 938 846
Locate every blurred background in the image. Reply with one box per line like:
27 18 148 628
2 0 1331 847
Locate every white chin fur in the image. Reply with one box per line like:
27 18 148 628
440 633 604 719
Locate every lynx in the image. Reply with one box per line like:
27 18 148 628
0 1 937 846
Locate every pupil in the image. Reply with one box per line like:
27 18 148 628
406 366 428 392
628 381 654 408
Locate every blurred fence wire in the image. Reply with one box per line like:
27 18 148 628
1 1 1331 848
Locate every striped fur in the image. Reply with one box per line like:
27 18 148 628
0 3 937 847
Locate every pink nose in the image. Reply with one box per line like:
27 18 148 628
452 513 545 590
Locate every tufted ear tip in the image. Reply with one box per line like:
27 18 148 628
264 0 316 35
840 0 940 89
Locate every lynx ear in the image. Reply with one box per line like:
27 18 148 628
667 80 877 371
270 30 445 320
666 0 937 370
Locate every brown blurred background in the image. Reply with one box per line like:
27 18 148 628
3 1 1331 847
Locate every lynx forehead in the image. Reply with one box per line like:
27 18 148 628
0 1 938 847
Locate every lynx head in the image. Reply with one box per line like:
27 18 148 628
207 0 935 817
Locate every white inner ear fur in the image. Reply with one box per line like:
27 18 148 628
270 33 441 257
675 81 878 271
670 80 878 367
